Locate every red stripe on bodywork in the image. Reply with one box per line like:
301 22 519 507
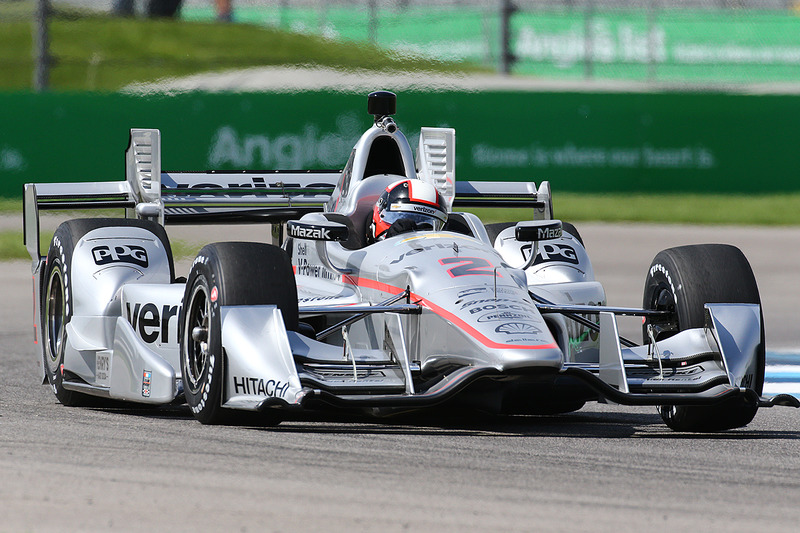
344 276 558 351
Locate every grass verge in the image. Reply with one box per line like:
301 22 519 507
466 192 800 227
0 4 486 92
1 192 797 261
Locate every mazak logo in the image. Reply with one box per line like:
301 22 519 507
92 245 148 268
538 227 562 240
289 225 331 240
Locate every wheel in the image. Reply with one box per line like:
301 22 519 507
180 242 298 425
642 244 764 432
485 221 583 246
41 218 173 406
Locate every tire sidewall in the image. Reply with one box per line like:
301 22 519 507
180 254 225 424
42 227 77 404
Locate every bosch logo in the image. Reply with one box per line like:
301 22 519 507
469 303 528 315
92 244 149 268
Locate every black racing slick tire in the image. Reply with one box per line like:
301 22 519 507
642 244 764 432
41 218 173 406
180 242 298 425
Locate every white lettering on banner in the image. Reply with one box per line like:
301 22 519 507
472 143 716 170
515 20 800 69
208 114 363 169
516 22 667 69
0 146 27 172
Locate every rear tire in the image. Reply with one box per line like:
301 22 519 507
642 244 764 432
42 218 173 406
180 242 297 425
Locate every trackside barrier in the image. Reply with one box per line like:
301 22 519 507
1 90 799 198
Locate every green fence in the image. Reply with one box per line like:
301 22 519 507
1 90 798 198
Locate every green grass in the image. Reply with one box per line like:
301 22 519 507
0 3 487 92
467 193 800 226
0 198 22 212
1 193 797 260
0 227 198 262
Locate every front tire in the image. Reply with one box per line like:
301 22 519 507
180 242 298 425
642 244 764 432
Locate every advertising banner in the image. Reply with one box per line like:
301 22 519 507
183 6 800 83
1 90 798 198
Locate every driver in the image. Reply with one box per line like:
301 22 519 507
368 179 448 243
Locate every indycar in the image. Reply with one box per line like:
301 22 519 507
24 90 798 432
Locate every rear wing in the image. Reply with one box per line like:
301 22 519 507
24 128 552 263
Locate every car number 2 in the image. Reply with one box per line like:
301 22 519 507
439 257 497 277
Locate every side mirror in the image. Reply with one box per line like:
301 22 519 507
514 220 562 242
514 220 563 270
287 220 349 242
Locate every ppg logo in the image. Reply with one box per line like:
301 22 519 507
92 245 149 268
522 243 579 265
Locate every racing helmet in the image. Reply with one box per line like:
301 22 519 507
370 179 448 241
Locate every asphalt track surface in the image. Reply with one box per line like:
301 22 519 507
2 221 799 532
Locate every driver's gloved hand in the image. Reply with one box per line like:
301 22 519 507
384 218 419 238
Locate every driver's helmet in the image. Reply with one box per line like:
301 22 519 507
370 179 448 241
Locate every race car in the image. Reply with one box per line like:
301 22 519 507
24 90 798 432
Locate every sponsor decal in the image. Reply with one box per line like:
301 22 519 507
522 243 580 265
91 244 148 268
296 242 308 256
232 376 290 398
457 287 488 299
495 322 542 335
210 286 218 303
96 353 110 383
289 224 331 240
469 303 532 315
460 298 535 311
537 226 562 240
478 311 534 323
389 240 483 264
390 203 447 222
125 302 181 344
298 295 339 303
192 254 209 267
142 370 152 397
501 337 552 344
295 257 342 281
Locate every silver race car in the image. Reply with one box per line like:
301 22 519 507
24 91 798 431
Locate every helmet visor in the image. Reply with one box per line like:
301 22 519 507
378 210 445 233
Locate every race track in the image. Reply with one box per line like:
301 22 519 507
2 222 799 532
